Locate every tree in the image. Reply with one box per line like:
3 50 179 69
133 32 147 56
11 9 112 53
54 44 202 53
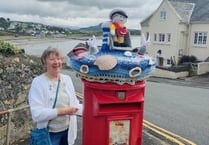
0 17 11 30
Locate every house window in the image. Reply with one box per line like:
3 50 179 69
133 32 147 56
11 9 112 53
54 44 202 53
160 11 166 20
159 33 165 42
154 33 157 42
167 59 171 65
154 33 171 44
146 32 149 40
194 32 207 45
167 33 171 42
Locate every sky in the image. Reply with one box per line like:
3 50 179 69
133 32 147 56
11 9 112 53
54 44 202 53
0 0 163 29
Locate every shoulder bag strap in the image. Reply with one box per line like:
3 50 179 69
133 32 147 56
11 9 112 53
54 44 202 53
52 79 61 109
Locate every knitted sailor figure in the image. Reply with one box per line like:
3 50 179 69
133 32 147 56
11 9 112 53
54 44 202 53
109 9 129 47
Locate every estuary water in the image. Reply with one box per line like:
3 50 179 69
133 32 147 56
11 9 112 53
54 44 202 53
9 36 141 57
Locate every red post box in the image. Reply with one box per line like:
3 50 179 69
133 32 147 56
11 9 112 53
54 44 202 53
82 80 146 145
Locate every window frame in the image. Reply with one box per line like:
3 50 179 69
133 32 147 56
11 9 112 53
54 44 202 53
154 33 157 42
159 33 165 43
167 33 171 43
153 33 171 44
160 10 167 20
193 32 207 46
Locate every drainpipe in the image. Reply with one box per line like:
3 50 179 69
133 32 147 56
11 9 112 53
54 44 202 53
186 23 191 56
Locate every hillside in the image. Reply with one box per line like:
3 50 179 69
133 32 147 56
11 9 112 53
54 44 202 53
0 17 141 37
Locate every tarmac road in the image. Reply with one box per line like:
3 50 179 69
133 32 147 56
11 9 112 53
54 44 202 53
145 79 209 145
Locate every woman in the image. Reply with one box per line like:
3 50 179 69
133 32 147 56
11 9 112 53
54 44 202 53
28 47 83 145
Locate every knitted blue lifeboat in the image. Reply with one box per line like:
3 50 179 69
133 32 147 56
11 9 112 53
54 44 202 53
68 22 156 85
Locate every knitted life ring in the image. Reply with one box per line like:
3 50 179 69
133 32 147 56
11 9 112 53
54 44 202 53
129 67 141 78
80 65 89 74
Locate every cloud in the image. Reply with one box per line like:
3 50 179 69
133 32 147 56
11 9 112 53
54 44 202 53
0 0 162 29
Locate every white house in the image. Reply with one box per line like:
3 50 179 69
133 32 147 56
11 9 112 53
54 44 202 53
141 0 209 67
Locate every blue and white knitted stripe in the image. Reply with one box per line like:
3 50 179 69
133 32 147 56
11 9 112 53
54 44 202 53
101 21 111 50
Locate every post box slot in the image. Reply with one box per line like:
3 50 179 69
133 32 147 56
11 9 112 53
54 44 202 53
99 102 142 114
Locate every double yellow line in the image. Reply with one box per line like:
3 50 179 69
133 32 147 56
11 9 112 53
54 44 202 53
143 120 196 145
76 92 196 145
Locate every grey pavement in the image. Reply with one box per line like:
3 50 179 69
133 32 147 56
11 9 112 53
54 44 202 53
148 73 209 89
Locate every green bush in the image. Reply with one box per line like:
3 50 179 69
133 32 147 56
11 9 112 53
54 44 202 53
0 40 24 56
178 55 197 64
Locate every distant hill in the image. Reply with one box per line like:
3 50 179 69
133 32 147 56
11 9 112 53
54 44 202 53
79 23 141 35
79 23 102 31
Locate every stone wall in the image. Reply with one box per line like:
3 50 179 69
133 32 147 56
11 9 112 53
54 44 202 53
0 53 43 144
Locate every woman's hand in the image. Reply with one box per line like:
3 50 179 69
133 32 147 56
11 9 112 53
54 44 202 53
57 107 78 116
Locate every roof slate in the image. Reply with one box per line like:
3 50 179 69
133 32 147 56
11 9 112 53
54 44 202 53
169 0 209 23
169 1 194 23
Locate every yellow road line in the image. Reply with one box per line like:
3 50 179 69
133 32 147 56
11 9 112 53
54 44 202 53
143 120 197 145
143 123 185 145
